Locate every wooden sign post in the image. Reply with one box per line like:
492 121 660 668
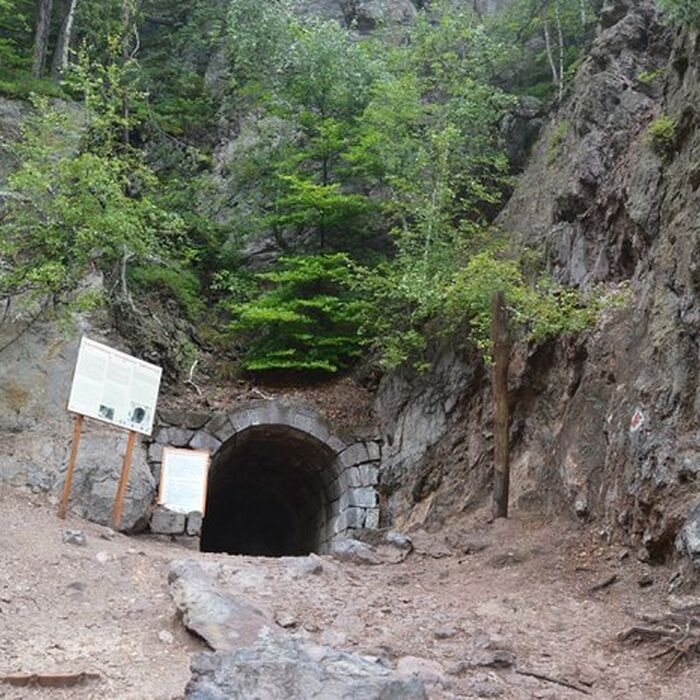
491 290 511 519
58 414 85 520
111 430 138 530
58 336 162 527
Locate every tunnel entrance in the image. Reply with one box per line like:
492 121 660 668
200 425 340 556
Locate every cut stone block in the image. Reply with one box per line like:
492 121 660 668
151 508 186 535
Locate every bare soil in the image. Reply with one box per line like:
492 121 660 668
1 485 698 699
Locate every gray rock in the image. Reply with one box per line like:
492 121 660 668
185 639 427 699
284 553 324 577
169 559 281 652
62 529 87 546
151 508 187 535
468 680 504 698
158 409 210 430
676 501 700 566
187 512 203 537
190 431 222 453
396 656 446 684
155 426 194 447
331 539 382 565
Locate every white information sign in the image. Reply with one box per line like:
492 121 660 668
158 448 210 514
67 336 162 436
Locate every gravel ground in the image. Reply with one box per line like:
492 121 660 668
1 485 699 699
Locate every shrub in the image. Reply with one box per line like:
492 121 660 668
645 114 677 160
129 265 205 322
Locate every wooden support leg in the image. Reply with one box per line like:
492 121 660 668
491 291 511 519
111 430 137 531
58 414 84 520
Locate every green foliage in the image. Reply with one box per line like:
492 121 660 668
0 96 184 308
487 0 597 100
660 0 700 27
646 114 677 160
637 68 665 86
227 255 364 374
128 265 204 321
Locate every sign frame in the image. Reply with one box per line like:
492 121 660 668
158 447 211 515
67 336 162 437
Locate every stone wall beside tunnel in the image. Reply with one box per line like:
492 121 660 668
146 401 381 555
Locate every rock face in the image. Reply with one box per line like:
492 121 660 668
0 316 155 531
375 2 700 567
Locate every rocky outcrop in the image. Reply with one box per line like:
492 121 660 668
0 310 155 531
375 2 700 573
170 558 427 699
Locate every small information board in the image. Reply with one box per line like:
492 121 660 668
67 336 162 436
158 448 210 514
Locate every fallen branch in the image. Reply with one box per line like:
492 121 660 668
1 672 100 688
185 359 202 396
515 669 590 694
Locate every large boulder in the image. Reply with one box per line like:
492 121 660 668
186 639 427 700
169 559 282 652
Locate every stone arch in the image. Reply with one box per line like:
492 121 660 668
179 401 381 556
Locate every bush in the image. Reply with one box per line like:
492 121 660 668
226 254 364 375
646 114 677 160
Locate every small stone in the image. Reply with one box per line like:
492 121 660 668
158 630 174 644
385 531 412 551
434 626 457 640
638 573 654 588
96 551 110 564
275 611 298 629
468 649 516 669
286 554 324 577
396 656 445 683
100 528 116 541
331 539 381 565
62 530 87 546
468 681 504 698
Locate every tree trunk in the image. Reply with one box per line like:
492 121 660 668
32 0 54 78
122 0 132 147
51 0 79 79
491 291 510 519
542 5 561 103
555 0 565 103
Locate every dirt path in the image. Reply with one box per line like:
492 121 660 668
1 485 698 699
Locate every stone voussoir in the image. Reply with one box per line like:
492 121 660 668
205 414 236 443
155 426 194 448
190 430 222 453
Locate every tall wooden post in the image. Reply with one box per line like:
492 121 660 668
58 413 84 519
491 291 511 519
111 430 138 530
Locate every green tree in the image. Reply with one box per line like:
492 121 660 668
227 254 364 374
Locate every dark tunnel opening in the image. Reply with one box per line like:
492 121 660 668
200 425 339 556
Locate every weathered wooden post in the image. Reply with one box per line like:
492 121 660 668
491 291 510 519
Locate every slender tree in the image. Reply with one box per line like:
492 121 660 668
51 0 79 78
32 0 54 77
